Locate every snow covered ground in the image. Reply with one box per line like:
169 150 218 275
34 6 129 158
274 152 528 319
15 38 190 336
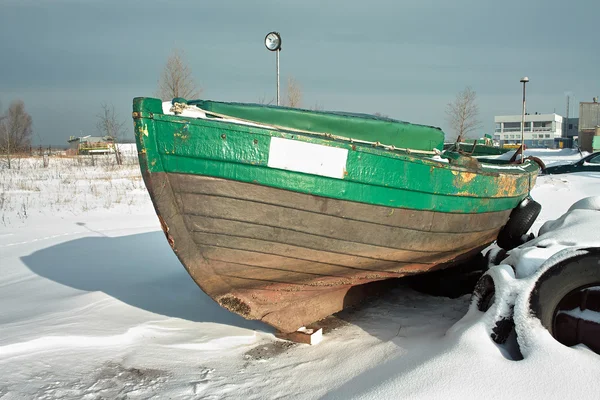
1 151 599 399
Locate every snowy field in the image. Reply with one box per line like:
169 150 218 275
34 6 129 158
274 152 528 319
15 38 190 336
1 150 599 399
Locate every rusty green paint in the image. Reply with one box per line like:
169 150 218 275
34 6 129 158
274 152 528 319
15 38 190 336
132 97 539 214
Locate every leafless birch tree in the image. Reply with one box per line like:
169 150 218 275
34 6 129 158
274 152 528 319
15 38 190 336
285 76 303 108
445 87 481 143
157 49 202 101
0 100 33 169
96 103 125 165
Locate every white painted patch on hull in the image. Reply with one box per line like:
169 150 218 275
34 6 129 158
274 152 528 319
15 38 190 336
267 137 348 179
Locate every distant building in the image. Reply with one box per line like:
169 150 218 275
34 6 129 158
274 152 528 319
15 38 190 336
493 113 563 148
563 117 579 138
67 135 115 155
578 98 600 152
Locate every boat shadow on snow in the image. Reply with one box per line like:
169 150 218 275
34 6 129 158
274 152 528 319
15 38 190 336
20 230 269 333
19 228 486 344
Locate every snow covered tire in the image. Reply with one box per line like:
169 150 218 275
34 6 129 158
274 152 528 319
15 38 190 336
485 248 508 268
472 274 514 344
473 274 495 312
529 248 600 353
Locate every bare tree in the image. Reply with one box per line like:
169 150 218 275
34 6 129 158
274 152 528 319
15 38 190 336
311 102 325 111
0 100 33 169
257 94 275 105
373 112 389 118
96 103 126 165
157 49 202 101
285 76 303 108
0 105 6 169
445 87 481 143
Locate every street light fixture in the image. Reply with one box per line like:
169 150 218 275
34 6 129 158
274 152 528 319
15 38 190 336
264 32 282 106
520 77 529 163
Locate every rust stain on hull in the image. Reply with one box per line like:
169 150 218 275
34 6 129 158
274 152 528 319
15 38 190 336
158 215 175 250
495 174 521 197
456 171 477 184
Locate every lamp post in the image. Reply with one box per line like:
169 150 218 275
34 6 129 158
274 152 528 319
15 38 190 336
264 32 282 106
520 77 529 163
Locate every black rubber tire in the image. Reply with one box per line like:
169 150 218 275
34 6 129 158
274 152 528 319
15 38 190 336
529 248 600 347
496 198 541 250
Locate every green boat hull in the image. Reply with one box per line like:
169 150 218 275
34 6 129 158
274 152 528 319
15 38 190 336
132 97 539 332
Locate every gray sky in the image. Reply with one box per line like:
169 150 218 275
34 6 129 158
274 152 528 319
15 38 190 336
1 0 598 145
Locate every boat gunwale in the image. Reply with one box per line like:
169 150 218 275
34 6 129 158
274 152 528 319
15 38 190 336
146 111 539 177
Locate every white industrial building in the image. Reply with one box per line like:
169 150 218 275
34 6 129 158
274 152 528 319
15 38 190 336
493 113 563 148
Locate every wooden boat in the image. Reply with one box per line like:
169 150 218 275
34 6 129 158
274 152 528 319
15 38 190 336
132 97 540 333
